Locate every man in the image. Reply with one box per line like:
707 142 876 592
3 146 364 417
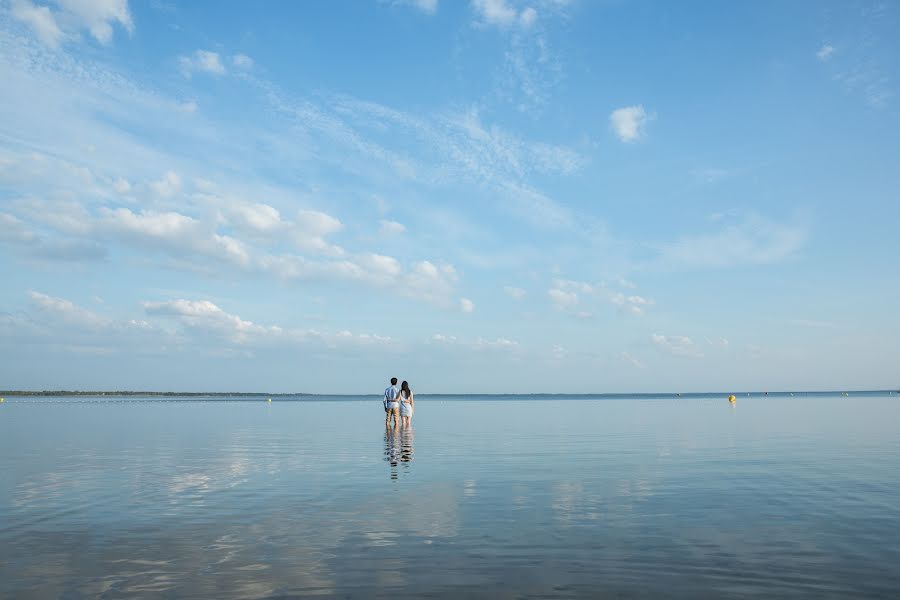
383 377 400 427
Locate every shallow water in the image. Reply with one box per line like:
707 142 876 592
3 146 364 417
1 394 899 598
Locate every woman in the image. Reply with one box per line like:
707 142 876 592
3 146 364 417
398 380 414 427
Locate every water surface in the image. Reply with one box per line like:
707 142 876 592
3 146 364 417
1 394 899 598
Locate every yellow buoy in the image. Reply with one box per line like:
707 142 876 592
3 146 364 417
267 398 272 403
0 397 4 403
728 394 736 403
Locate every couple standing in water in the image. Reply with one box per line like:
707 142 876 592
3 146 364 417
383 377 414 427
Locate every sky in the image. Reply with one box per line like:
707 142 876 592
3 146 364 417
1 0 899 394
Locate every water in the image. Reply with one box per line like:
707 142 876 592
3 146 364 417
1 394 899 598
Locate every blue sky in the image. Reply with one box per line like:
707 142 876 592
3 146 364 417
1 0 898 393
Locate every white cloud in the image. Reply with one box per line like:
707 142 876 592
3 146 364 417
705 337 729 348
224 201 283 234
11 0 132 47
473 336 517 349
430 333 457 343
553 278 593 294
10 0 65 47
460 297 475 313
178 100 198 113
503 285 526 300
0 212 38 244
30 290 109 328
610 293 653 316
150 170 181 198
143 299 273 343
232 53 253 69
816 45 835 62
57 0 133 44
179 50 226 77
379 219 406 236
610 105 652 143
548 288 578 310
357 253 402 278
430 333 518 351
293 209 344 256
97 207 251 266
471 0 519 27
651 334 703 358
142 298 395 350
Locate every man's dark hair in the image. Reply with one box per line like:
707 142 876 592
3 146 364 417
391 377 398 385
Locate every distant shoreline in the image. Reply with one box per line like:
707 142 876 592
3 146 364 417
1 390 897 398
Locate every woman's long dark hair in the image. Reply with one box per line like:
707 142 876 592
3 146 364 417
400 380 412 398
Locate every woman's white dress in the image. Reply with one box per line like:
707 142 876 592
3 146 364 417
399 391 413 417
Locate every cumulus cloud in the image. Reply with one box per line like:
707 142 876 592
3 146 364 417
179 50 226 77
651 334 703 358
460 297 475 313
224 201 283 235
143 299 276 343
97 207 251 266
816 45 835 62
610 105 653 143
30 290 109 328
292 209 345 256
143 298 397 350
11 0 133 47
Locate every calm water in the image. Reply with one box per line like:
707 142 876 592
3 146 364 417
1 394 899 598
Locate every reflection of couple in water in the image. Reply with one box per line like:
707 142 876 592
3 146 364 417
384 424 414 476
383 377 414 427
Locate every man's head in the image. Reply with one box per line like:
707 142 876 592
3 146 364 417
391 377 398 385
